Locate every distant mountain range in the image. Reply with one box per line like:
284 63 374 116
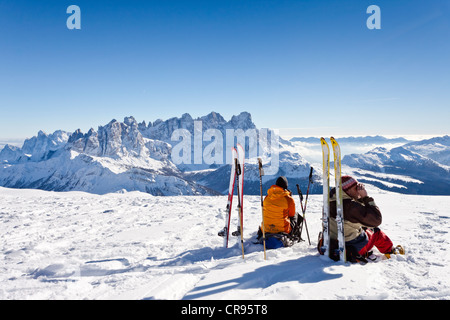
290 136 410 144
341 135 450 195
1 112 448 195
0 112 313 196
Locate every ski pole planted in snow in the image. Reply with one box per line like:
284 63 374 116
258 158 267 260
296 167 313 245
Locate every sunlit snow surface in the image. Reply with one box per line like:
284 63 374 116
1 187 449 300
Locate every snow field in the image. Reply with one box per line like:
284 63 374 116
1 187 449 300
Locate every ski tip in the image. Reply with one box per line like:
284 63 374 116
330 137 340 147
320 137 329 146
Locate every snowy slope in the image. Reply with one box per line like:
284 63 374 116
1 187 449 300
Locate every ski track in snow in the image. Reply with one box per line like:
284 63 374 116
1 187 449 300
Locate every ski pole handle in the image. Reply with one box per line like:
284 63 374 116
303 167 313 214
296 184 304 213
235 158 241 175
258 158 264 176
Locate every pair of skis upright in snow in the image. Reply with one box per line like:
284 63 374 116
321 137 346 262
219 143 245 258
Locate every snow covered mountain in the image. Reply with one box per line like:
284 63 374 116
403 135 450 166
341 137 450 195
193 150 317 195
0 112 313 195
2 113 447 196
289 135 450 195
0 117 213 195
0 130 70 164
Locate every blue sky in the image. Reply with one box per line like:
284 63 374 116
0 0 449 139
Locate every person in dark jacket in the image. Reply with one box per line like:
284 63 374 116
329 175 403 261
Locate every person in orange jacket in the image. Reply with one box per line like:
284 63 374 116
257 176 302 247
